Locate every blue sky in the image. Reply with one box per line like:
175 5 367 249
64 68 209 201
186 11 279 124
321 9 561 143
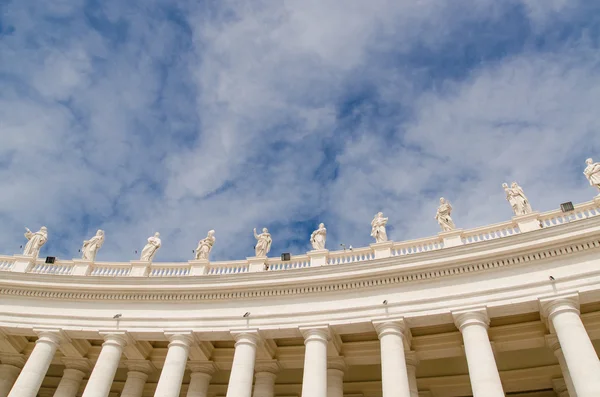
1 0 599 262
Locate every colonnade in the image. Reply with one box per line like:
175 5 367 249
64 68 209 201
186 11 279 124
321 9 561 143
2 295 600 397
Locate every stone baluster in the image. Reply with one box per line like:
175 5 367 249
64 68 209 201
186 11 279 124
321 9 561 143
121 360 155 397
452 309 504 397
7 330 63 397
326 358 346 397
405 351 419 397
226 331 260 397
154 333 193 397
81 333 129 397
53 359 91 397
252 360 279 397
540 295 600 396
0 355 25 397
186 362 216 397
300 327 330 397
373 319 412 397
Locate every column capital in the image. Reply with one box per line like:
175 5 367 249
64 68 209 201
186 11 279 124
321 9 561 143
539 294 580 320
373 318 409 339
187 360 217 374
99 331 131 348
544 334 561 353
33 328 66 346
61 358 91 373
165 332 194 348
327 357 347 372
0 353 26 368
124 359 156 374
452 308 490 332
299 325 331 343
254 359 280 374
231 329 261 347
405 351 419 368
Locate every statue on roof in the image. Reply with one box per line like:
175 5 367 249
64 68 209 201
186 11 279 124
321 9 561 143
23 226 48 259
310 223 327 250
253 228 272 257
435 198 456 232
503 182 533 216
81 230 105 261
140 232 161 261
195 230 216 260
371 212 388 243
584 158 600 196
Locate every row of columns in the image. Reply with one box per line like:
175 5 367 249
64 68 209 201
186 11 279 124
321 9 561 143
2 294 600 397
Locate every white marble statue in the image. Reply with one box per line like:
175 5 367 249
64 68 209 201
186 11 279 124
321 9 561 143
310 223 327 250
503 182 533 216
81 230 105 261
140 232 161 261
370 212 388 243
195 230 216 260
584 158 600 195
23 226 48 259
253 228 272 257
435 198 456 232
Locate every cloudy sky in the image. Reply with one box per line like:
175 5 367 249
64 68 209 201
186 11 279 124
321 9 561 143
1 0 599 262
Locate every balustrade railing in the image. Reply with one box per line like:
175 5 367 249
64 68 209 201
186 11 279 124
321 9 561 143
462 220 520 245
149 263 190 277
30 260 74 275
0 256 15 272
206 260 249 275
90 262 131 277
267 255 310 271
392 236 444 256
539 200 600 228
328 247 375 265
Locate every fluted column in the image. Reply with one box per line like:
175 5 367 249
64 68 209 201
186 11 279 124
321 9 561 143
7 330 63 397
53 359 90 397
546 335 577 397
226 331 260 397
373 320 412 397
154 333 193 397
121 360 155 397
300 326 330 397
326 358 345 397
540 295 600 396
81 332 129 397
452 309 504 397
252 360 279 397
186 362 216 397
0 355 24 397
405 352 419 397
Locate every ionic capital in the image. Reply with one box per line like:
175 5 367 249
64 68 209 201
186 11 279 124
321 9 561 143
231 329 261 348
299 325 331 344
539 294 580 321
452 308 490 332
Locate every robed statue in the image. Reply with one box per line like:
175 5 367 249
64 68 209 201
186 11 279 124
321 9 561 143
371 212 388 243
584 158 600 195
140 232 161 261
81 230 105 261
23 226 48 259
435 198 456 232
253 228 272 257
310 223 327 250
195 230 216 260
503 182 533 216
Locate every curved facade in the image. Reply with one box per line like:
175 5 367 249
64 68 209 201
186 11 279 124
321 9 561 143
1 199 600 397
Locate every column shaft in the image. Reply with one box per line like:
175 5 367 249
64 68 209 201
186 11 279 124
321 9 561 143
53 368 86 397
226 332 260 397
7 332 61 397
187 372 212 397
0 365 21 397
121 371 149 397
326 369 344 397
253 372 276 397
405 352 419 397
374 321 411 397
154 335 192 397
300 328 329 397
81 334 128 397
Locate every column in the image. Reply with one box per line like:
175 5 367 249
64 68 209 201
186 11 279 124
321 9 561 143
252 360 279 397
540 295 600 396
154 333 193 397
546 335 577 397
0 355 24 397
326 358 345 397
53 359 90 397
373 320 412 397
121 360 154 397
226 331 260 397
81 333 129 397
300 326 330 397
186 362 216 397
405 352 419 397
452 309 504 397
7 330 63 397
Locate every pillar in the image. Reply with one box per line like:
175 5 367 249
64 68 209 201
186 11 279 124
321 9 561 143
81 333 129 397
154 333 193 397
373 320 412 397
0 355 24 397
53 359 90 397
540 295 600 396
121 360 154 397
405 351 419 397
7 330 63 397
546 335 577 397
252 360 279 397
186 362 216 397
452 309 504 397
326 358 345 397
226 331 260 397
300 326 330 397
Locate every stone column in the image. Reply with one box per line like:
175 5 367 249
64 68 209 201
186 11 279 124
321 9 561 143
121 360 155 397
154 333 193 397
252 360 279 397
326 358 345 397
452 309 504 397
53 359 91 397
226 331 260 397
373 320 412 397
81 333 129 397
405 351 419 397
7 330 63 397
186 362 216 397
546 335 577 397
0 355 24 397
540 295 600 396
300 326 330 397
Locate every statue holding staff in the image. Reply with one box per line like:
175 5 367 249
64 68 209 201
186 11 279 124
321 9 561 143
23 226 48 259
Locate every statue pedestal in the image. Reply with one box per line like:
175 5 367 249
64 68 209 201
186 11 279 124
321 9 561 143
189 259 209 276
129 260 151 277
370 241 394 259
71 259 93 276
594 195 600 207
307 249 329 267
11 255 36 273
513 212 542 233
438 229 464 248
247 257 267 272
